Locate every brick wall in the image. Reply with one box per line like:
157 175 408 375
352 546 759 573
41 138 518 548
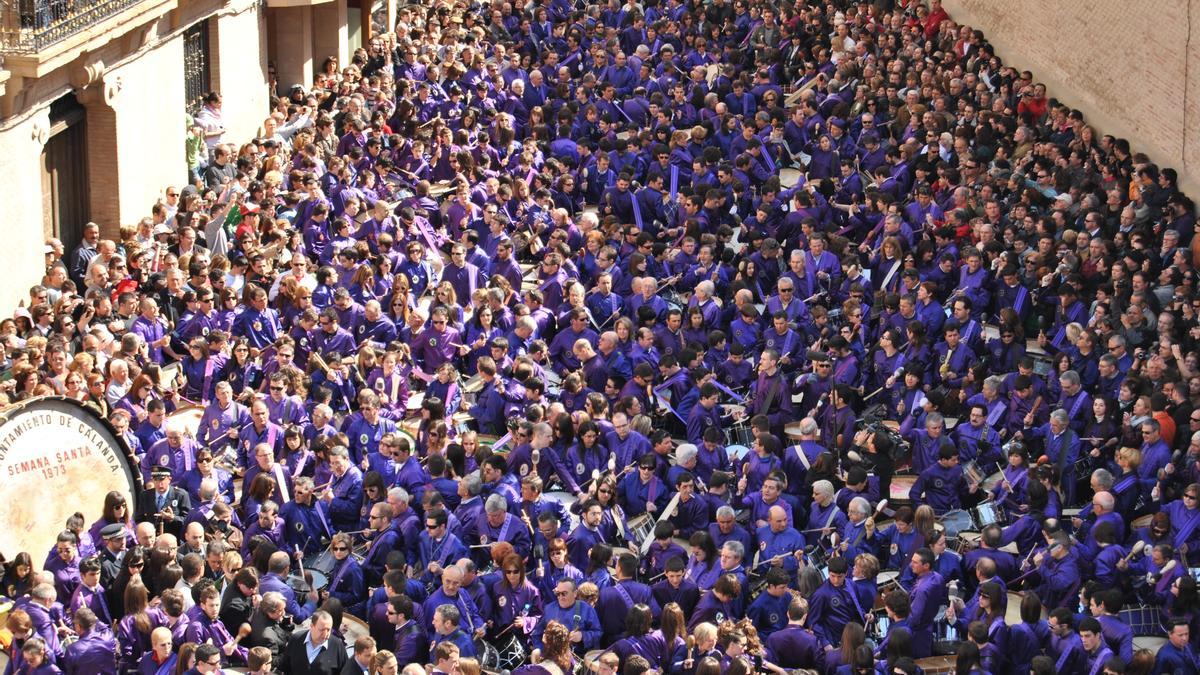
945 0 1200 198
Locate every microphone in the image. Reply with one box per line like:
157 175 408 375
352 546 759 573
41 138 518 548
847 450 863 463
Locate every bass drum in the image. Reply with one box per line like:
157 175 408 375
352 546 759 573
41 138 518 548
0 397 141 562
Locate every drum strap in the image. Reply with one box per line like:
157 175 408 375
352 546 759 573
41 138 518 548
313 501 332 540
613 582 635 613
823 505 841 531
272 464 292 504
794 444 811 470
845 578 867 622
1054 639 1075 672
330 557 353 592
498 515 512 544
985 402 1006 428
203 358 217 401
1176 509 1200 549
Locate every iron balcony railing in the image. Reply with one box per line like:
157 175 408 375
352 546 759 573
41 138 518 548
0 0 144 54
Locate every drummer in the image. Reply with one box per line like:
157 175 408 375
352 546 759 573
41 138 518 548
196 381 250 456
909 446 977 514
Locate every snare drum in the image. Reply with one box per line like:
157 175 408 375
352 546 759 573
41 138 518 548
626 514 654 548
725 423 754 448
867 610 891 643
940 509 973 538
972 501 1002 529
492 634 527 670
476 639 501 672
962 460 986 487
1120 604 1166 636
957 531 982 554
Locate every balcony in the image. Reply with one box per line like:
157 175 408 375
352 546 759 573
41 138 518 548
0 0 176 78
0 0 145 53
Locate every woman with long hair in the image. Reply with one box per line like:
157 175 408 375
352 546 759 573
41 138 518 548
88 491 135 549
489 553 541 641
583 542 613 591
118 579 165 670
686 530 722 589
823 622 866 674
654 603 688 672
535 538 583 601
536 620 576 675
4 552 34 598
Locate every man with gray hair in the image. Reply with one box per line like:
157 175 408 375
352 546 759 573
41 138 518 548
248 591 290 661
1022 407 1080 503
710 504 754 555
280 475 329 557
429 602 476 659
422 565 484 643
322 445 364 532
453 471 485 542
475 493 531 559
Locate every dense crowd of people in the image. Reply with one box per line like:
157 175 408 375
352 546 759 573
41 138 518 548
2 0 1200 674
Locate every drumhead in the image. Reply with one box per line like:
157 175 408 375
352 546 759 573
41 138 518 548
726 444 752 463
0 397 140 562
164 405 205 437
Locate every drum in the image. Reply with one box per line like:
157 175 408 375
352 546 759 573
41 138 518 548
981 472 1004 492
164 405 205 438
626 514 655 548
304 550 338 576
890 475 917 502
1132 513 1154 529
0 397 142 561
725 422 754 448
341 615 369 656
877 570 900 594
726 444 753 465
916 655 957 674
493 633 527 670
399 417 423 440
931 618 960 656
1005 591 1025 625
957 532 982 554
1119 604 1166 636
1132 636 1167 654
784 421 805 444
476 638 501 672
545 491 580 529
407 391 425 413
287 573 313 595
972 502 1002 529
874 571 900 610
576 649 605 675
867 610 891 642
962 460 986 487
451 412 473 435
396 428 418 454
940 509 973 539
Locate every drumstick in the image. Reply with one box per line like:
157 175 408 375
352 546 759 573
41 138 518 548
1121 540 1147 564
233 624 252 645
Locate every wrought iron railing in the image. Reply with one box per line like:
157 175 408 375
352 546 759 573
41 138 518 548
0 0 145 54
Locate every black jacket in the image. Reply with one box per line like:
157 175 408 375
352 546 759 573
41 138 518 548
280 631 347 675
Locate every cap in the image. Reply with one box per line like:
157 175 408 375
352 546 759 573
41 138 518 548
240 203 261 216
44 244 55 254
152 224 172 236
150 465 173 478
100 523 125 540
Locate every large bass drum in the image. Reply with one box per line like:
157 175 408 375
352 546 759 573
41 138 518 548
0 397 141 561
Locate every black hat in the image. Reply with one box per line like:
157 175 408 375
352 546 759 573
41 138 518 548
100 523 126 540
150 465 173 478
